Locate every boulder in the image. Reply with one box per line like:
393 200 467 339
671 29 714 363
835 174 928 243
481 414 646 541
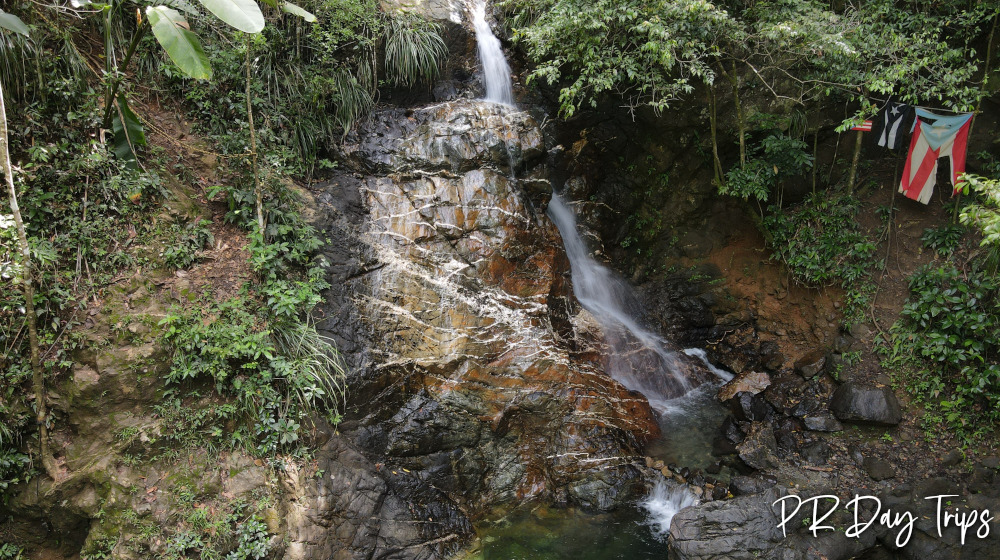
803 414 843 432
728 392 774 423
717 370 771 401
794 349 827 379
801 441 831 466
830 383 902 425
862 457 896 481
736 422 779 471
669 486 877 560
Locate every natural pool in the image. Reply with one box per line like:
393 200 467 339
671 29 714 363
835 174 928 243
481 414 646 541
461 503 666 560
460 362 731 559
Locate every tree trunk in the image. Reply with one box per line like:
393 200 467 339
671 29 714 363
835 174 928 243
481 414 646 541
847 129 863 195
721 62 746 167
812 129 819 196
246 36 264 234
709 86 724 189
0 76 58 480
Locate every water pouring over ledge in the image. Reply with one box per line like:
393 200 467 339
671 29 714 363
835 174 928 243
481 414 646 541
469 0 517 106
547 193 694 411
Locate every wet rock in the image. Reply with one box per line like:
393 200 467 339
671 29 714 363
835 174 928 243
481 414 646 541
669 486 878 560
712 484 729 500
735 422 779 471
762 374 807 414
803 414 843 432
432 80 459 102
712 435 738 456
728 392 774 423
717 370 771 401
969 467 995 494
830 383 903 425
342 101 544 174
773 418 801 451
721 416 745 445
862 457 896 481
794 350 827 379
282 436 469 560
758 341 785 371
329 99 661 517
983 456 1000 470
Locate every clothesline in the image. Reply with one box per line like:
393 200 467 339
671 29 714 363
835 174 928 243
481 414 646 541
861 96 980 115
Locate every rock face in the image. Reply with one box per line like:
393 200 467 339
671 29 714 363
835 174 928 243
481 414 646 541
282 436 471 560
323 100 662 522
830 383 903 425
669 487 876 560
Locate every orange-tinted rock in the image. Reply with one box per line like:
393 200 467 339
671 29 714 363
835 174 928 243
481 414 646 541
343 101 660 513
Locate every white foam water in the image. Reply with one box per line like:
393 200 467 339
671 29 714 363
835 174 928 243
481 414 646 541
547 193 692 407
642 478 699 540
683 347 734 382
469 0 516 106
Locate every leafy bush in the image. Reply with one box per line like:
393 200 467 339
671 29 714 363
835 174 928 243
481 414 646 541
0 447 31 496
0 543 24 560
176 0 446 177
384 14 447 88
720 132 814 203
225 518 271 560
158 299 346 454
764 194 877 325
960 173 1000 274
161 219 214 269
887 264 1000 436
921 224 965 257
764 194 876 286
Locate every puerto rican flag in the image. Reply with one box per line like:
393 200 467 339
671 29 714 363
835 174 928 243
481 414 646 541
872 102 914 150
899 109 973 205
851 120 872 131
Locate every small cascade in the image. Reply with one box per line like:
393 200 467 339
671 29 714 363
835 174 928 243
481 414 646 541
641 479 699 540
547 193 692 410
469 0 516 106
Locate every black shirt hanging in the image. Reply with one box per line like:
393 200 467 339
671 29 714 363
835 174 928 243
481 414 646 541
870 101 914 151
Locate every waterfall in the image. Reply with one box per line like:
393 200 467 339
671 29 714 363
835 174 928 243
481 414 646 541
641 479 699 540
469 0 516 106
547 193 692 411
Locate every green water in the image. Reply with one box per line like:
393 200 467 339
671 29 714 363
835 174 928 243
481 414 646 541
461 370 731 559
463 505 667 560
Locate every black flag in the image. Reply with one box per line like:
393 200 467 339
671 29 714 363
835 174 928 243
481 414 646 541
871 101 914 150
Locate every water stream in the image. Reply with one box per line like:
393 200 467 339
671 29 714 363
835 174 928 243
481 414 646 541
547 193 693 409
460 7 726 555
470 0 516 106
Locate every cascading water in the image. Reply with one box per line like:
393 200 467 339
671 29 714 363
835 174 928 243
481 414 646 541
547 193 692 411
469 0 516 106
641 479 700 541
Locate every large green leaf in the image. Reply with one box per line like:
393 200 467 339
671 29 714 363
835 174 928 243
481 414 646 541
146 6 212 80
281 2 315 22
197 0 264 33
0 9 30 36
112 95 147 168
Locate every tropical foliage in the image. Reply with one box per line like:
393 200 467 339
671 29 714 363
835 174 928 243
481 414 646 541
0 0 444 492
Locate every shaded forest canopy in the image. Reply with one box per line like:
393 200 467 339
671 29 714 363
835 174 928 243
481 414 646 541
1 0 1000 557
